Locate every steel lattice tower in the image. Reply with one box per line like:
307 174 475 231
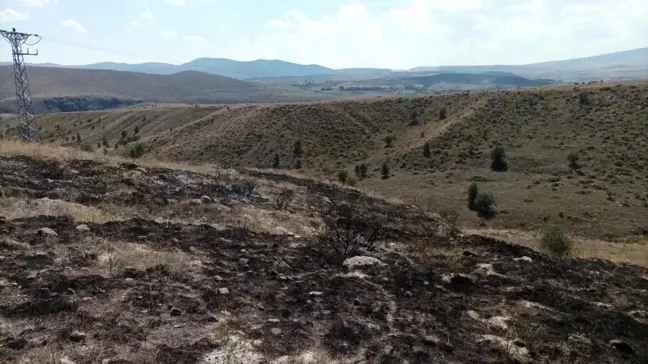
1 28 42 142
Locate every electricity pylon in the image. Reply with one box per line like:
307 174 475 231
1 28 42 142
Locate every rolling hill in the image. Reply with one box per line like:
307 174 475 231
12 82 648 244
2 46 646 81
0 66 330 113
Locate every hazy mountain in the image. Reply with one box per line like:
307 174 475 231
2 46 646 81
410 47 648 81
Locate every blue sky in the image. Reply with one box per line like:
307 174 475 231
1 0 647 69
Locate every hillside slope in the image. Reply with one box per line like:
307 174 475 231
0 67 329 113
9 82 648 241
0 141 647 363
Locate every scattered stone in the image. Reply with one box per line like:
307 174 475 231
207 313 219 322
69 330 86 342
267 318 280 323
239 258 250 265
271 328 282 336
474 263 498 276
308 291 324 297
514 256 533 263
218 288 230 295
569 334 592 346
189 199 203 205
610 339 634 354
220 310 232 316
170 307 182 316
75 224 90 232
342 256 385 269
487 316 510 331
200 195 212 203
37 227 58 237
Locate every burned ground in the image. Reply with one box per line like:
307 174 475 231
0 154 647 364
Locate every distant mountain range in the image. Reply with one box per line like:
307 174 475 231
1 46 646 81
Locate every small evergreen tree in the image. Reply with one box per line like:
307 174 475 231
102 136 109 147
467 182 479 209
423 142 431 157
121 130 128 139
567 153 580 169
355 163 368 180
381 162 390 179
490 146 508 172
439 106 447 120
337 170 348 184
272 153 280 168
384 136 394 148
134 126 140 134
76 133 81 142
293 139 303 157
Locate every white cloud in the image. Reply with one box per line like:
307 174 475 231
19 0 56 7
244 0 648 69
0 8 29 23
165 0 216 7
60 19 87 34
130 12 155 27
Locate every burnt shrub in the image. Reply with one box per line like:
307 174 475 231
317 203 385 263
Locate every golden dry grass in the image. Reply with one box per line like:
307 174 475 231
466 228 648 267
0 197 124 223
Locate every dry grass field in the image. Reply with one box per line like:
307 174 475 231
0 140 647 364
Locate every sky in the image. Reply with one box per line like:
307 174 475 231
0 0 647 69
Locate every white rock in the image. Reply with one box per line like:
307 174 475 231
60 357 77 364
308 291 324 296
475 263 498 276
38 227 58 237
343 256 385 269
76 224 90 232
218 288 230 295
514 256 533 263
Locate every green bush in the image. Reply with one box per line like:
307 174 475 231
473 192 497 217
129 143 146 159
541 227 572 256
490 146 508 172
